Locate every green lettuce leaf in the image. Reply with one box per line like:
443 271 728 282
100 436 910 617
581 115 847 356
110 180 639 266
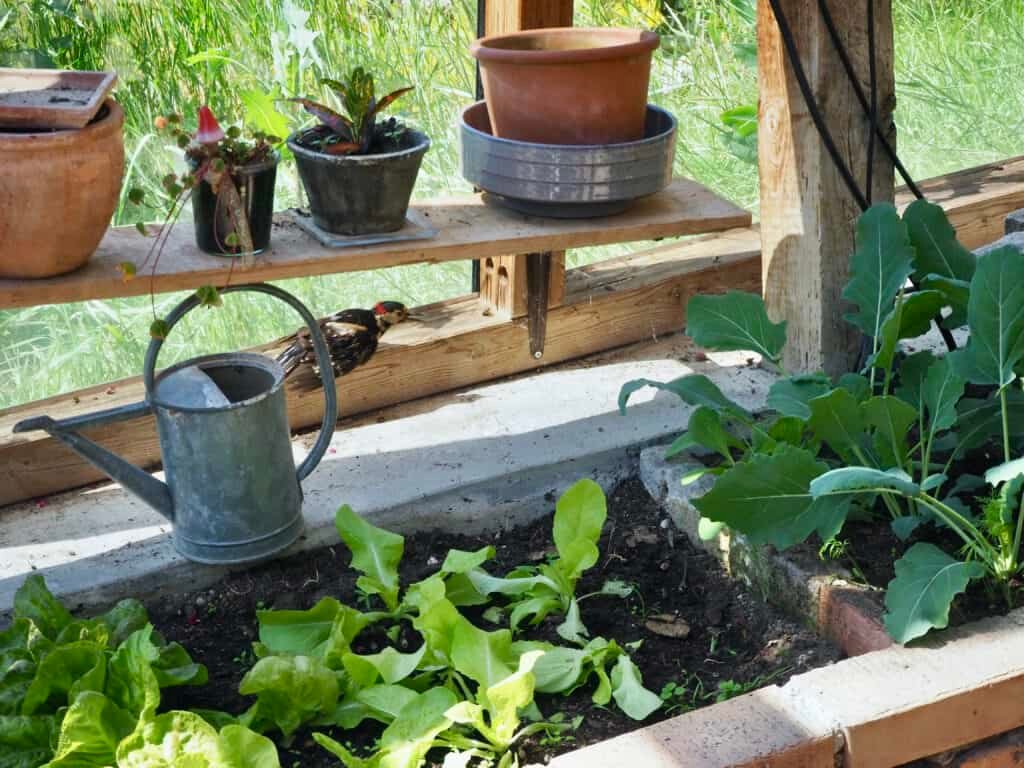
336 506 405 612
239 655 340 737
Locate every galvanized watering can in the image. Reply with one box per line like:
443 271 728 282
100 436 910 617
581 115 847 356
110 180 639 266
13 284 337 565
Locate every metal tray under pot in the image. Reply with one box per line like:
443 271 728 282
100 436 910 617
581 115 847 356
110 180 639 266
459 101 677 218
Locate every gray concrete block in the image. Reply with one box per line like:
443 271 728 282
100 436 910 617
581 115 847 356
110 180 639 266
1005 208 1024 234
975 231 1024 257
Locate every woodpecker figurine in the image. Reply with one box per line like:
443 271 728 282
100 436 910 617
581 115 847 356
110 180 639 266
276 301 410 382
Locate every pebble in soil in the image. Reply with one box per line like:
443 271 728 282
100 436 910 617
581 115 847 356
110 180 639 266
152 478 841 767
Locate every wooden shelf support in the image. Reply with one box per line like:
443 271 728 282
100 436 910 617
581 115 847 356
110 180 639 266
476 0 573 320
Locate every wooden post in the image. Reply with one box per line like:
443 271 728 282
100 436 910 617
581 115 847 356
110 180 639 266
758 0 895 375
477 0 571 318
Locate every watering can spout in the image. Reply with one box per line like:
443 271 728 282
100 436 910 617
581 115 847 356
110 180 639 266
13 404 174 522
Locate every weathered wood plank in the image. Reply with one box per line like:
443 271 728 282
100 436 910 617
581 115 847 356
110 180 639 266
0 179 749 310
758 0 896 376
0 234 763 507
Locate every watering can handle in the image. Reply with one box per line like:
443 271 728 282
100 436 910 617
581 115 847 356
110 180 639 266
142 283 338 483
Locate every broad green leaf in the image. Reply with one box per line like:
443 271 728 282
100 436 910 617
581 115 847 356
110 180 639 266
0 652 34 717
838 373 872 403
153 641 208 688
46 691 135 768
441 547 495 574
336 505 405 611
355 684 419 725
951 246 1024 388
343 645 425 686
609 655 661 721
685 406 743 461
693 445 828 546
553 479 607 580
955 391 1024 454
483 651 544 746
808 388 871 464
842 204 916 341
862 396 917 468
895 351 936 410
773 496 852 551
869 290 946 373
883 543 985 643
697 517 726 541
921 356 964 437
555 598 589 646
466 569 558 599
903 199 975 284
238 655 340 737
240 88 290 142
684 291 786 363
216 725 282 768
921 275 970 329
532 648 586 694
450 620 516 691
376 687 459 768
104 626 162 719
22 641 106 714
891 515 926 542
13 575 71 641
257 597 347 656
663 431 698 459
766 375 832 419
598 580 634 598
95 600 149 648
115 711 220 768
0 715 56 768
810 467 920 498
508 595 562 631
406 577 461 666
618 375 750 418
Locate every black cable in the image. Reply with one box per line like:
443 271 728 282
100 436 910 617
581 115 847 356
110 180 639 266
865 0 876 204
816 0 925 200
766 0 871 212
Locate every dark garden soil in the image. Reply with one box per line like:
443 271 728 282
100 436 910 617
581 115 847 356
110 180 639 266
151 478 840 766
800 520 1014 629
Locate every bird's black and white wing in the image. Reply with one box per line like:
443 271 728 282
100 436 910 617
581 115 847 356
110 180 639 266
275 309 379 378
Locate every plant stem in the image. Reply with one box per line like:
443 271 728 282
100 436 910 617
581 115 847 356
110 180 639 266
919 495 993 569
1001 386 1012 464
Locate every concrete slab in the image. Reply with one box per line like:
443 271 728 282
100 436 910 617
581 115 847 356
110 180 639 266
0 336 771 614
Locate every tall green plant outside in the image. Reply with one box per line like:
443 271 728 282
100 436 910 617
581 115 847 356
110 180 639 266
621 201 1024 643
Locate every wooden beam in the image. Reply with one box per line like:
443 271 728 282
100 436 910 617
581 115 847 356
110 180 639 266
0 230 760 508
758 0 896 376
0 180 748 311
3 151 1024 508
477 0 573 318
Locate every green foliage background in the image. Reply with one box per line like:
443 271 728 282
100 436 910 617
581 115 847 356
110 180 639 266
2 0 1024 407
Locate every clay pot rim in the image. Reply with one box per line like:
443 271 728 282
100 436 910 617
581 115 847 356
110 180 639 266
286 129 430 166
460 100 676 151
0 98 123 149
470 27 659 65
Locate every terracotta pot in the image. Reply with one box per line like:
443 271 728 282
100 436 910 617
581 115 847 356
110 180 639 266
470 27 659 145
0 98 124 278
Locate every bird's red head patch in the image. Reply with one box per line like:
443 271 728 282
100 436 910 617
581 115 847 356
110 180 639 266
374 301 406 315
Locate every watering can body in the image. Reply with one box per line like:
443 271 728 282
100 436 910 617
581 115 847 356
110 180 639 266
13 284 337 565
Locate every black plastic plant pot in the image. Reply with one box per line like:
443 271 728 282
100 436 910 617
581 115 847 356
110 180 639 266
192 154 278 256
287 130 430 236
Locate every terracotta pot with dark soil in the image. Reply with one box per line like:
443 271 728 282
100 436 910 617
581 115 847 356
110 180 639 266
470 27 660 145
0 98 124 278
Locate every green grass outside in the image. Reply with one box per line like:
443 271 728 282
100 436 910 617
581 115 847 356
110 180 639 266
2 0 1023 409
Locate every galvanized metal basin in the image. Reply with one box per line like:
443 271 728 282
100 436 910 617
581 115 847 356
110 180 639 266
459 101 676 218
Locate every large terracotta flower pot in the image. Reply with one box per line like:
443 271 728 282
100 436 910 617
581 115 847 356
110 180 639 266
469 27 659 145
0 99 124 278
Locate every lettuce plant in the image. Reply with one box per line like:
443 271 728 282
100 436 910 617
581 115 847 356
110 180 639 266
620 200 1024 643
242 479 660 767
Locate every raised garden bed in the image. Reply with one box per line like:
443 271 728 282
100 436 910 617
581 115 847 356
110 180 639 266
0 478 839 768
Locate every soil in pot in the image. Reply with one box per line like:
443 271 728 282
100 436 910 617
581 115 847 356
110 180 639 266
192 155 278 256
289 122 429 236
470 27 659 145
148 477 840 767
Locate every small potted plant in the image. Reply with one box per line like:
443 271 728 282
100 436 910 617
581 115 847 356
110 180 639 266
288 68 429 235
144 107 281 256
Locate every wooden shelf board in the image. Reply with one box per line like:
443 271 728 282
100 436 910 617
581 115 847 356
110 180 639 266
0 179 751 310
